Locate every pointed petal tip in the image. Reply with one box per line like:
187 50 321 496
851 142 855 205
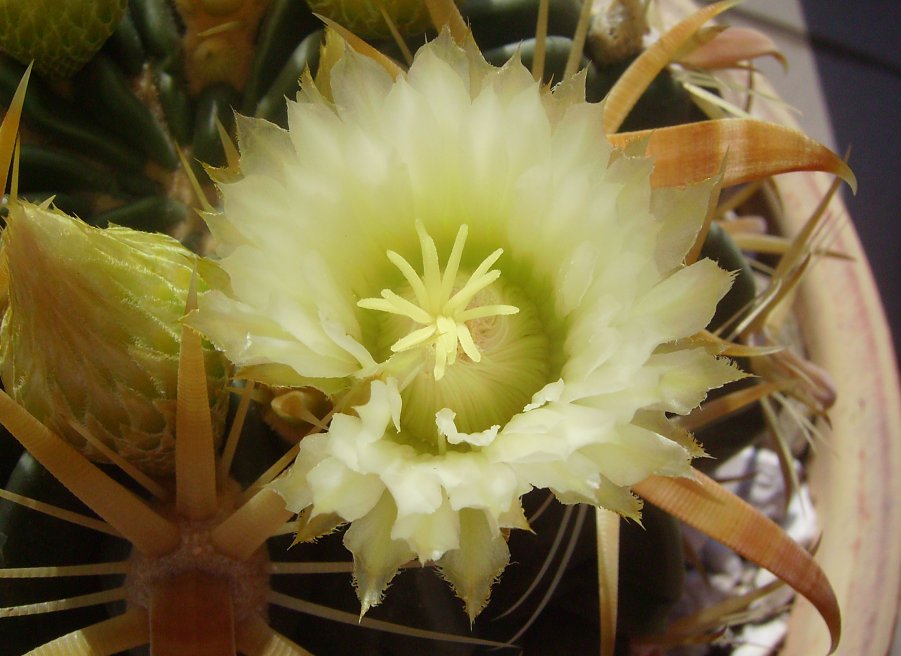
0 62 32 195
356 585 383 621
465 604 478 627
613 119 860 193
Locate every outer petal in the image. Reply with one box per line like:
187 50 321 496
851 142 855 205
307 458 385 522
632 258 734 342
192 290 359 381
637 349 746 415
380 457 447 518
391 495 460 562
436 451 526 517
491 402 617 463
344 492 415 615
651 179 719 273
233 114 298 186
437 509 510 622
580 424 693 486
330 48 395 123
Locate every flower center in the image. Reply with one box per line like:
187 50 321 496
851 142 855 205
358 222 551 449
358 221 519 381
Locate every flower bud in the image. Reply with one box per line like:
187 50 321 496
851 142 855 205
0 201 230 475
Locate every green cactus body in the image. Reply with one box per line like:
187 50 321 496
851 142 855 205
305 0 436 39
0 0 128 79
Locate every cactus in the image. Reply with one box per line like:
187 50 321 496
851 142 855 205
0 1 854 654
0 0 128 78
305 0 438 39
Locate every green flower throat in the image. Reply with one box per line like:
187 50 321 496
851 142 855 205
359 221 550 450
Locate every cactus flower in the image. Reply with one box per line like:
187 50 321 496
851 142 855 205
0 200 230 475
190 32 744 618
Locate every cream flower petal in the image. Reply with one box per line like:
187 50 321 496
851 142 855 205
343 491 415 615
330 49 395 121
435 408 499 447
306 458 385 522
437 508 510 622
493 402 618 462
632 258 735 341
433 452 524 516
232 114 298 185
391 495 460 562
581 424 694 486
621 348 746 415
651 179 720 273
192 291 357 380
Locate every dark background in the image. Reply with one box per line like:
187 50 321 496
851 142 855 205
706 0 900 359
800 0 900 360
790 6 900 653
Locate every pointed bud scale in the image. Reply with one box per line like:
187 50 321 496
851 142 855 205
0 201 230 475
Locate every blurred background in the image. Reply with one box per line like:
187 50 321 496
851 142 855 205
703 2 900 651
745 2 900 651
713 0 900 361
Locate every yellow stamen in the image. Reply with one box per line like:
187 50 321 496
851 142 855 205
358 222 519 380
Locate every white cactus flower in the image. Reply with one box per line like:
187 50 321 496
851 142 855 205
190 32 744 619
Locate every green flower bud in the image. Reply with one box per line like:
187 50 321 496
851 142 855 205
0 0 127 79
0 201 230 475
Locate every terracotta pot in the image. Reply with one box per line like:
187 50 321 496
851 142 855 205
763 108 901 656
661 2 901 653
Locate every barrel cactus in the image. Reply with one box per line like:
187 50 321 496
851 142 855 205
0 1 854 654
0 0 128 78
